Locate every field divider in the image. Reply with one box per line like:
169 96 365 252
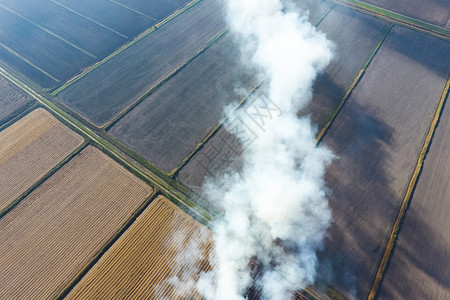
0 139 89 220
0 41 60 82
56 190 160 300
316 23 393 144
0 101 37 131
169 81 262 178
50 0 129 39
0 4 96 58
110 0 156 20
332 0 450 41
368 76 450 300
50 0 203 96
103 28 229 131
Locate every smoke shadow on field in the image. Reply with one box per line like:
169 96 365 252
377 200 450 299
314 100 398 299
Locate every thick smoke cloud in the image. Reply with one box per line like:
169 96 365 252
193 0 335 299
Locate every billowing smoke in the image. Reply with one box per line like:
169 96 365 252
191 0 335 299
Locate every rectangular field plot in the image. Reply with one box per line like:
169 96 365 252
0 0 127 59
0 146 153 299
109 33 258 173
58 0 226 126
360 0 450 29
0 108 83 213
0 75 33 124
303 6 390 131
0 6 94 88
378 85 450 299
113 0 192 22
315 26 450 298
66 195 212 299
51 0 155 39
294 0 334 24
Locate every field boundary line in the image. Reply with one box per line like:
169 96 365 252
103 28 229 130
368 76 450 300
169 81 262 178
110 0 156 20
332 0 450 42
50 0 203 96
0 66 214 225
0 42 60 82
0 101 37 131
50 0 129 39
316 23 393 143
0 139 89 220
56 190 160 299
0 4 96 58
169 6 334 178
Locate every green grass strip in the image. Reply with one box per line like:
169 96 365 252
0 41 60 82
50 0 128 39
0 4 96 58
368 76 450 300
333 0 449 41
51 0 203 96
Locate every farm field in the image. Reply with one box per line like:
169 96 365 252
294 0 334 24
50 0 154 38
0 0 126 59
111 0 192 22
315 26 450 298
66 195 212 299
0 75 33 125
58 0 226 126
0 6 94 88
303 5 390 131
177 7 390 192
0 145 153 299
109 33 258 173
377 83 450 299
359 0 450 29
0 108 83 213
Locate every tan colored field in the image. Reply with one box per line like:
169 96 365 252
0 108 84 212
0 146 153 299
67 195 212 299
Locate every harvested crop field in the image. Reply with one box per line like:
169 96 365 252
360 0 450 28
58 0 226 126
315 26 450 298
66 195 212 299
378 83 450 300
109 33 258 173
0 75 33 124
0 145 153 299
0 108 83 213
0 6 95 88
302 5 390 131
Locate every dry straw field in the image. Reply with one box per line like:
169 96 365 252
66 195 212 299
0 146 153 299
0 108 83 213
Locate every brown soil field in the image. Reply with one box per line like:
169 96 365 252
58 0 226 126
315 26 450 298
66 195 212 299
109 33 258 173
303 6 390 131
0 145 153 299
360 0 450 28
0 75 33 124
378 83 450 299
0 108 83 212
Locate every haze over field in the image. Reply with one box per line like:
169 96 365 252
169 0 335 298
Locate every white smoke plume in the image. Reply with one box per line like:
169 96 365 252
195 0 335 299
